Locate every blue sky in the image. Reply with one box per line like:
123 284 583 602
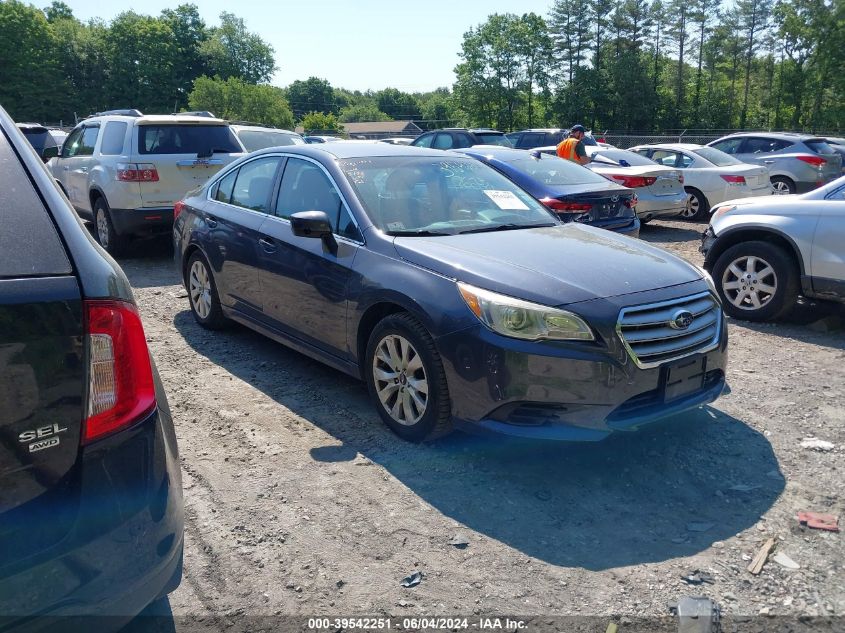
35 0 554 92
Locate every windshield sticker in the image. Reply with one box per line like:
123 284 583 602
483 190 530 210
386 221 405 231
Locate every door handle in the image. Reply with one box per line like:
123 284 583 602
205 215 218 228
763 160 775 164
79 166 88 173
62 165 70 171
258 236 277 253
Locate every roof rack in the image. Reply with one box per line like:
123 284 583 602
92 109 144 117
172 111 216 118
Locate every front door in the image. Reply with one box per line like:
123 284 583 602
257 157 362 358
811 185 845 296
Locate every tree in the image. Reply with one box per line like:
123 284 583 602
549 0 594 85
736 0 772 127
188 76 294 128
0 0 66 121
667 0 690 127
200 12 275 84
690 0 720 125
50 16 109 118
374 88 420 119
44 1 73 22
338 102 392 123
161 4 209 110
286 77 335 118
300 111 343 134
512 13 553 127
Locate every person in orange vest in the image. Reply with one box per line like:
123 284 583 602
556 124 590 165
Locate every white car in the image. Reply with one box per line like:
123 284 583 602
230 124 305 151
631 143 772 221
700 176 845 320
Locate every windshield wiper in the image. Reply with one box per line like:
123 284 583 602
386 229 455 236
456 223 556 235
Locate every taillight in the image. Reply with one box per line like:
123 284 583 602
608 175 657 188
796 155 826 168
174 200 186 220
540 198 593 213
116 163 159 182
721 174 747 185
84 300 156 444
624 195 638 208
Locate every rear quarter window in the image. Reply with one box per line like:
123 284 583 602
0 131 71 277
100 121 128 155
805 140 835 154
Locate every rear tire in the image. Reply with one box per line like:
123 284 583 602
186 251 228 329
712 240 798 321
770 176 795 195
93 197 128 256
365 313 453 442
681 188 709 221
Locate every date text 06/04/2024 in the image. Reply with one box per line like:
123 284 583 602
306 617 528 630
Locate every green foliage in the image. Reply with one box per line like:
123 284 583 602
188 76 293 128
199 12 276 84
300 111 343 134
338 102 392 123
374 88 420 119
286 77 336 118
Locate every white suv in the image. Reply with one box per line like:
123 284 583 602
50 109 244 254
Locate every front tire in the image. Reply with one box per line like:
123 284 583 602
365 313 452 442
712 241 798 321
186 252 228 329
93 197 127 256
681 188 709 221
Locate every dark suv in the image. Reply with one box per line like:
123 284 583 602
506 128 569 149
411 128 511 150
16 122 61 162
0 105 183 625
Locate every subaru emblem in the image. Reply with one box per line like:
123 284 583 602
669 309 694 330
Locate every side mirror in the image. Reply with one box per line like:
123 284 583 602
42 146 59 161
291 210 337 253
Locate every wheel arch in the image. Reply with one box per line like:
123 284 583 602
89 186 106 210
705 227 805 278
355 298 431 379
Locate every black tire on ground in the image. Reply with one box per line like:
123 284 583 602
711 240 799 321
365 312 453 442
93 196 128 256
185 251 228 329
681 187 709 221
770 176 796 195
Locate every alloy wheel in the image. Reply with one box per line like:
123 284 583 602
721 255 778 311
189 260 212 320
681 194 698 219
372 334 428 426
96 209 110 248
771 180 791 195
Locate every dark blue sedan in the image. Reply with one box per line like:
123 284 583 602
455 147 640 236
173 143 727 442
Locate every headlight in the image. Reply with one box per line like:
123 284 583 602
457 282 594 341
693 265 719 298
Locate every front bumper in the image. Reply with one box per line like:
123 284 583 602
438 285 728 441
699 226 717 263
110 207 174 237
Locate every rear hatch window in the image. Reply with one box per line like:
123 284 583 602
475 133 512 147
138 124 241 155
19 127 54 153
237 129 305 151
805 140 836 155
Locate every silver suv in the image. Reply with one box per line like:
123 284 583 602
700 176 845 321
707 132 841 195
50 109 243 254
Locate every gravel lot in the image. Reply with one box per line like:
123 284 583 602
117 219 843 628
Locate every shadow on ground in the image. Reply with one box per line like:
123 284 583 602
174 310 784 571
639 220 704 244
119 597 175 633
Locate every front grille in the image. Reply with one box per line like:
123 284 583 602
617 291 722 368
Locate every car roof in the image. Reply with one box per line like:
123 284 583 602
231 124 298 134
455 147 537 161
84 114 228 125
250 142 460 160
716 131 815 141
634 143 704 151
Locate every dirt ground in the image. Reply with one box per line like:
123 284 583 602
117 219 844 629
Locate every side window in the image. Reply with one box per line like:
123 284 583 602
100 122 128 155
61 127 84 158
275 158 347 233
456 134 474 148
742 137 792 154
229 157 280 212
433 133 454 150
413 134 434 148
711 138 743 155
520 133 543 148
678 153 694 168
214 170 237 203
78 126 100 156
651 150 680 167
336 205 362 241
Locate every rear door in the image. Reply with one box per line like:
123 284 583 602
0 127 85 562
810 185 845 296
134 121 244 208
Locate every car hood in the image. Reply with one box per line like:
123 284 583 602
393 224 704 307
716 193 801 209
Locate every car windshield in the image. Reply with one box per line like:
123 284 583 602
237 129 304 151
588 148 656 167
475 133 512 147
692 146 742 166
504 154 610 185
339 156 557 235
137 124 241 154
